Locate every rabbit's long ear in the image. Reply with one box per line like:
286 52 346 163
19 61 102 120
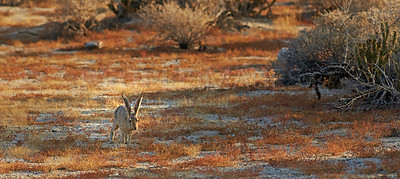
133 92 143 118
122 93 132 115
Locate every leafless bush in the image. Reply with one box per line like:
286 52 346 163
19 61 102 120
139 0 225 49
278 1 400 109
52 0 108 38
107 0 261 32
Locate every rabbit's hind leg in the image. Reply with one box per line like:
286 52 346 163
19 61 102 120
110 124 119 142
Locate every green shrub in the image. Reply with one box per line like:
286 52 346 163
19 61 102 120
355 22 398 85
340 22 400 109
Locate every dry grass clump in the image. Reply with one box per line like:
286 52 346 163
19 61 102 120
0 147 137 174
182 144 202 158
6 145 38 158
149 142 202 159
139 0 225 49
181 153 238 167
0 162 50 174
43 150 134 171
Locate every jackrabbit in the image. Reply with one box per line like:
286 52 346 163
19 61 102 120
110 92 143 144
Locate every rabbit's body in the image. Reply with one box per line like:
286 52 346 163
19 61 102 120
110 93 143 144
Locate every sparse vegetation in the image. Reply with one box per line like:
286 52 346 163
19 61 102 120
0 0 399 178
279 1 400 109
53 0 108 37
336 22 400 110
138 0 225 49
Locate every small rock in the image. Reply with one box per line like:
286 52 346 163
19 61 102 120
217 47 226 52
56 167 67 170
277 47 289 59
84 41 103 50
275 47 300 85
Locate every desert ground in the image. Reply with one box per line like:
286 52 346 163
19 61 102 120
0 0 399 178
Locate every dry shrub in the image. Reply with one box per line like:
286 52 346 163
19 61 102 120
52 0 108 38
283 3 400 82
139 0 225 49
291 7 400 70
280 2 400 109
